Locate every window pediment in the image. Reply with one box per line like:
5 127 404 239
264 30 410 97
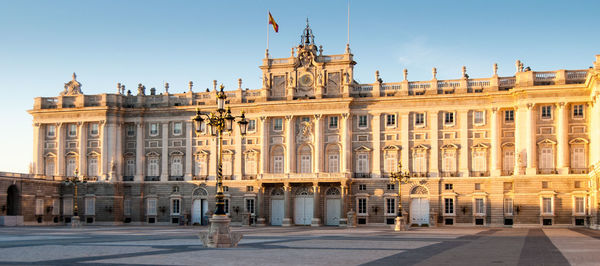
441 143 459 150
169 150 184 156
501 142 515 148
569 138 588 144
87 151 100 157
123 152 135 157
44 152 57 158
65 151 78 157
354 145 372 152
537 138 557 145
472 143 489 149
383 145 401 151
146 151 160 157
412 144 429 150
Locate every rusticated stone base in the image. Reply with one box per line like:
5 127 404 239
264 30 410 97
199 215 242 248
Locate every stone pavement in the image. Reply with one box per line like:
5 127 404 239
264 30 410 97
0 226 598 265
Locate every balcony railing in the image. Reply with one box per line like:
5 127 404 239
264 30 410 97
192 175 207 181
538 168 557 175
242 175 257 180
441 172 458 177
570 168 589 174
145 176 160 181
122 176 134 181
501 170 514 176
411 172 428 177
168 176 184 181
471 171 490 177
353 173 371 178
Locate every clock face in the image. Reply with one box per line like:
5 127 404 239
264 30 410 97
299 74 313 87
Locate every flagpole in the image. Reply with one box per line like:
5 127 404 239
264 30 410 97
266 10 270 57
347 0 350 46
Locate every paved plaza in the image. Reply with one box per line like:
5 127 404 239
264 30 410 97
0 226 599 265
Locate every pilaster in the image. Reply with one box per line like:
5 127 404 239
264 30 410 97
314 114 322 173
160 123 169 181
400 113 410 173
100 120 108 180
33 123 43 177
372 113 381 178
311 184 321 226
282 183 292 226
429 112 439 176
556 102 569 174
285 115 294 174
135 122 144 182
56 123 65 178
184 121 193 181
514 106 525 175
459 110 469 177
341 113 352 174
490 108 501 176
234 124 243 180
260 116 269 175
115 122 123 182
526 104 537 175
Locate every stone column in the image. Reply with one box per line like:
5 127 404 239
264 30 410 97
260 117 269 175
282 183 292 226
256 185 266 225
209 135 217 180
490 108 501 176
32 123 43 176
108 122 118 182
161 123 169 181
234 124 243 180
311 183 321 226
285 115 295 174
56 123 65 178
459 110 469 177
341 113 352 174
429 112 439 176
400 114 410 172
339 184 347 226
100 121 108 180
115 122 123 182
526 104 537 175
78 123 87 177
135 122 144 182
556 102 569 174
314 115 322 174
372 113 381 178
514 106 524 175
184 121 193 181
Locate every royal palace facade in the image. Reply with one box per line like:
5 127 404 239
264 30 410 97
3 24 600 228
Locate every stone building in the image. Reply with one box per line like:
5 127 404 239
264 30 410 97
11 22 600 228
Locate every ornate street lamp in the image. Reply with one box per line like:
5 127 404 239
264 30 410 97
63 167 87 227
193 85 247 247
389 161 410 231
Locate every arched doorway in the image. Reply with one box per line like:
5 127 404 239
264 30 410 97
270 188 284 226
409 186 429 226
325 187 341 226
6 185 20 216
191 187 209 225
294 187 313 225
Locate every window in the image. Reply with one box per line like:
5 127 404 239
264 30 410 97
542 181 549 189
246 186 254 192
224 198 230 214
358 115 368 128
248 120 256 132
445 184 453 190
68 124 77 137
503 150 514 171
245 156 257 175
413 152 427 173
90 123 99 136
473 150 487 172
359 184 367 191
384 153 397 173
475 183 481 190
223 186 229 192
504 198 513 215
299 154 311 173
173 122 182 135
273 118 283 131
301 117 310 123
542 197 553 214
223 158 232 176
171 157 183 176
357 198 367 214
444 112 455 126
442 150 456 173
540 147 554 169
574 181 582 189
35 199 44 215
541 105 552 119
328 154 339 173
571 147 585 169
47 125 56 137
386 198 396 215
444 198 454 214
125 158 135 177
356 153 369 173
147 198 157 215
124 199 131 216
85 197 95 215
328 116 339 129
575 197 585 214
52 199 60 215
45 158 55 176
387 183 395 190
386 114 396 127
171 199 181 215
415 113 425 127
474 198 485 215
473 111 485 125
66 157 77 177
148 157 159 176
87 156 98 177
246 198 255 214
195 158 206 176
127 124 135 137
63 198 73 216
273 155 284 173
572 104 584 119
149 123 159 136
504 110 514 123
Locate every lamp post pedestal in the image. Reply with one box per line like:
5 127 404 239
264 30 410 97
394 216 407 231
199 214 242 248
71 216 81 228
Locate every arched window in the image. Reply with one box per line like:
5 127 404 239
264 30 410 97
87 155 98 177
125 158 135 177
298 145 312 173
66 156 77 177
271 146 284 173
147 155 159 177
171 156 183 177
45 155 55 177
326 145 340 173
195 151 209 177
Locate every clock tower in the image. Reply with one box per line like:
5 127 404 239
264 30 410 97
260 20 356 101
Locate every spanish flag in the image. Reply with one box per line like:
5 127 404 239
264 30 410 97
268 12 279 33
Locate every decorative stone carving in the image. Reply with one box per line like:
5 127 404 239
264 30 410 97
296 121 313 143
61 73 83 96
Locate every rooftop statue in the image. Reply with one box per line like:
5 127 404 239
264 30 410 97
60 72 83 96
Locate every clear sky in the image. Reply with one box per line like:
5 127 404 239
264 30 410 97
1 0 599 173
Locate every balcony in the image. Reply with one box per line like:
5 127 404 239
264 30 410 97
169 176 184 181
122 176 134 182
538 168 557 175
145 176 160 181
570 168 589 174
192 175 207 181
353 173 371 178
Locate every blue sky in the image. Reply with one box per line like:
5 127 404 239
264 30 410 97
1 0 599 173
